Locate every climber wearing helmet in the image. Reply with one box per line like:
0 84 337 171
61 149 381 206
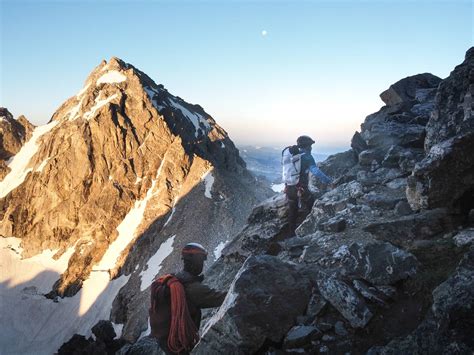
149 243 226 354
282 135 332 236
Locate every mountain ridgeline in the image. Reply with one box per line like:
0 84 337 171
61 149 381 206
0 58 271 354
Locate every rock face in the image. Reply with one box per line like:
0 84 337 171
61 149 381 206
0 108 34 179
0 58 271 354
406 48 474 213
196 47 474 354
195 255 311 354
425 48 474 150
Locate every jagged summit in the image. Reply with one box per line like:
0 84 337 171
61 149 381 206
0 56 270 354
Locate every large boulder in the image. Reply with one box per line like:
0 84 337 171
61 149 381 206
318 149 358 179
335 242 418 285
425 47 474 150
407 132 474 212
379 73 441 107
364 208 461 247
370 246 474 354
195 255 311 354
316 273 373 328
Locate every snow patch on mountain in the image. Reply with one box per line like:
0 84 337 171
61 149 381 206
139 234 176 291
77 83 91 97
214 239 229 260
169 98 210 137
83 94 119 120
36 157 50 173
96 70 126 85
202 170 215 199
93 159 165 272
0 120 58 198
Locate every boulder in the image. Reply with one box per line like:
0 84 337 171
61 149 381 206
351 131 369 155
370 246 474 354
116 336 163 355
335 241 418 285
57 334 92 355
318 149 358 179
394 200 413 216
92 320 116 342
431 246 474 322
316 273 373 328
364 208 461 247
379 73 441 106
407 132 474 212
358 149 380 166
195 255 311 354
453 228 474 247
283 325 321 349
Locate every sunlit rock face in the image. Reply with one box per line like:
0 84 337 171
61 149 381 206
0 58 271 353
0 107 34 179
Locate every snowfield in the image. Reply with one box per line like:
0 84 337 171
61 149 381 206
0 156 171 354
96 70 126 85
139 235 176 291
202 169 215 199
0 237 129 355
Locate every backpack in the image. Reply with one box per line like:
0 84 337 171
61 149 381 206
150 274 199 353
282 145 302 186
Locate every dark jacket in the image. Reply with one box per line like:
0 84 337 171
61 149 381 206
150 271 226 341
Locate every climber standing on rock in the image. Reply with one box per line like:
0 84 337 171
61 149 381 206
149 243 226 355
282 135 332 236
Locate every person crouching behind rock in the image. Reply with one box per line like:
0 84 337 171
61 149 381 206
149 243 226 354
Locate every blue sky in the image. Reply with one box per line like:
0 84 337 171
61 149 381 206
1 0 472 152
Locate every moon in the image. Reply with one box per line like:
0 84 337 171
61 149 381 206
261 30 267 37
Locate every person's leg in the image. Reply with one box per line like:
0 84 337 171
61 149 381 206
299 186 314 216
285 185 298 236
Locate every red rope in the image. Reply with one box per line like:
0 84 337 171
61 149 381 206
153 275 199 353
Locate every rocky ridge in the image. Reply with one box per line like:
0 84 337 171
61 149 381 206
182 48 474 354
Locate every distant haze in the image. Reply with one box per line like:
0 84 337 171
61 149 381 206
1 1 471 148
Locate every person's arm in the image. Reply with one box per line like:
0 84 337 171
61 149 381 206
186 282 227 309
305 154 332 184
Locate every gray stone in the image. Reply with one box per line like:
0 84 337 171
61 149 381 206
284 326 321 348
394 200 413 216
453 228 474 247
431 246 474 320
334 321 348 336
316 274 373 328
322 217 346 233
116 336 164 355
386 178 407 190
425 48 474 150
195 255 311 354
358 149 380 166
338 242 417 285
351 131 368 155
306 289 328 318
364 208 461 247
379 73 441 106
407 132 474 211
318 150 358 180
91 320 116 342
352 280 387 306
